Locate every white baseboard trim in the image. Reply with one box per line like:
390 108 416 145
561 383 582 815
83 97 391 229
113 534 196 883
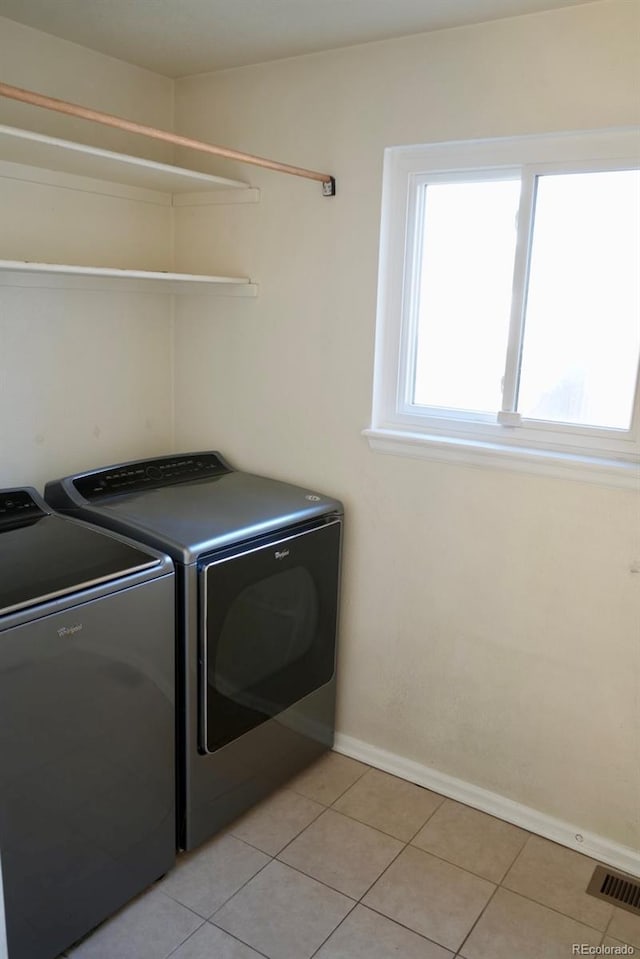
334 733 640 878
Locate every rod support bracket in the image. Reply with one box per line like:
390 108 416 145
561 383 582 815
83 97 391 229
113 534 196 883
322 177 336 197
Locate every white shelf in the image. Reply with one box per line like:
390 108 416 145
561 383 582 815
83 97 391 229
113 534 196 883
0 123 250 195
0 260 257 295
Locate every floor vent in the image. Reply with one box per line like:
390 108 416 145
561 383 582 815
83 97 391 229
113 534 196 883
587 865 640 916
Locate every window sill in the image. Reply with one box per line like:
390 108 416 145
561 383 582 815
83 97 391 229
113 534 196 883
363 427 640 491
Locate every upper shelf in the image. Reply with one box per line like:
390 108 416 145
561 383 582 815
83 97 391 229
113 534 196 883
0 123 250 194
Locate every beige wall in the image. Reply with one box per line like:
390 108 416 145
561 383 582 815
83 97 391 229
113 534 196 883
0 18 175 488
173 0 640 850
0 17 174 158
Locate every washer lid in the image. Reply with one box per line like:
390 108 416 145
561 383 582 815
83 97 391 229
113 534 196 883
0 489 161 617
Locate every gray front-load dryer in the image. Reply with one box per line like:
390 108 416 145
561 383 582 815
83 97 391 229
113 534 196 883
0 488 175 959
45 452 343 851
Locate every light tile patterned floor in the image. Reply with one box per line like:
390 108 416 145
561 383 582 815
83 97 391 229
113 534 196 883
61 751 639 959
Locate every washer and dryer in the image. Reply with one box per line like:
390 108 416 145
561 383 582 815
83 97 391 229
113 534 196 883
46 452 343 851
0 488 175 959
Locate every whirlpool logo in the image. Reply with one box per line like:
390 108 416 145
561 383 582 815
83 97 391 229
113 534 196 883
57 624 83 638
274 549 290 560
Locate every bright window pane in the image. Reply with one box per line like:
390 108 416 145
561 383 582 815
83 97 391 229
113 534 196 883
412 178 520 412
518 170 640 429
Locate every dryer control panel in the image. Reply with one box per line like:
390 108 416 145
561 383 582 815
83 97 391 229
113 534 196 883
73 453 232 500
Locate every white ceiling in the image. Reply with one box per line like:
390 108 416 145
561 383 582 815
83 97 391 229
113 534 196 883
0 0 597 77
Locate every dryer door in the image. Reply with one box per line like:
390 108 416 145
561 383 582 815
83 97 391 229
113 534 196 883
200 519 341 754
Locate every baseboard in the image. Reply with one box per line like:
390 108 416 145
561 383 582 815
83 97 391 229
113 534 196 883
334 732 640 878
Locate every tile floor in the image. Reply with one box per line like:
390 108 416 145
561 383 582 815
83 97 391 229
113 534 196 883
61 751 639 959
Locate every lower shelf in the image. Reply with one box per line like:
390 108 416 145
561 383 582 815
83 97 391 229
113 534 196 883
0 259 257 295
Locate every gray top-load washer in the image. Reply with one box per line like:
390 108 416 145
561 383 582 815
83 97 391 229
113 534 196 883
46 452 343 851
0 488 175 959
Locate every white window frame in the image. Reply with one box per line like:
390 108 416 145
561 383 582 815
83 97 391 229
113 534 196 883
365 128 640 489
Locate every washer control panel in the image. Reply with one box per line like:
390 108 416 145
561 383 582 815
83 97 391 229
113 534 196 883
73 453 231 500
0 489 47 529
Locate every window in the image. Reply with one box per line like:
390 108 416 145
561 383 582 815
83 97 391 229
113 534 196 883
367 129 640 488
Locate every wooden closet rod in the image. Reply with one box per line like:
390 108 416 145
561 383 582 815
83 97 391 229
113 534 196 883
0 81 336 196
